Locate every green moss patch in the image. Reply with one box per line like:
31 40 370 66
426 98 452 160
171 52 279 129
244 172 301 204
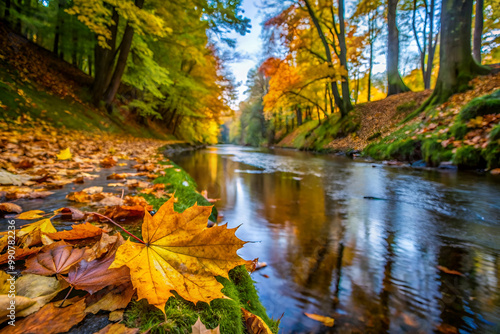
459 89 500 121
124 266 278 334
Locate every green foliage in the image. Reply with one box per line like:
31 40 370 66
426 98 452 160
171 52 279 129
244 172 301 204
459 90 500 121
450 122 468 139
452 146 485 169
421 139 453 166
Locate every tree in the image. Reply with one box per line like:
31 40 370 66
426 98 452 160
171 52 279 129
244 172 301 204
422 0 490 107
410 0 439 89
387 0 411 95
473 0 484 62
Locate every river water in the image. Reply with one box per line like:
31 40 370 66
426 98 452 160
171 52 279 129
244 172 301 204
172 145 500 334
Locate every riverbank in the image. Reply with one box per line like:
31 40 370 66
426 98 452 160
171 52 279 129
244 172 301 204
275 72 500 171
0 124 278 333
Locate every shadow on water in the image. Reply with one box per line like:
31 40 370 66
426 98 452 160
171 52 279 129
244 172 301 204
172 145 500 333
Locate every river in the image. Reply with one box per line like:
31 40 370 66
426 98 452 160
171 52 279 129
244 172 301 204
172 145 500 334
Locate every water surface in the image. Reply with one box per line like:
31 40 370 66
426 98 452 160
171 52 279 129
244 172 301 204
173 145 500 334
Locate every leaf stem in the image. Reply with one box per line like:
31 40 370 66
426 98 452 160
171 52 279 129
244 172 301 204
59 286 73 307
88 212 145 244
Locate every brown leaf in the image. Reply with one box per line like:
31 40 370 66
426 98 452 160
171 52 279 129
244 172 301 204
95 323 139 334
242 309 273 333
65 252 130 294
28 191 54 199
0 298 86 334
103 205 146 220
101 156 117 168
191 317 220 334
0 246 42 264
54 207 85 221
85 281 135 314
304 313 335 327
0 202 22 213
87 233 124 261
24 241 88 275
48 222 103 240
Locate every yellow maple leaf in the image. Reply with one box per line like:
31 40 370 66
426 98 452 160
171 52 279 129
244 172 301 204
110 197 249 312
56 148 72 160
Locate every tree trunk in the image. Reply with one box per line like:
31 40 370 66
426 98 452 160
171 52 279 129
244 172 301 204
473 0 484 63
103 0 145 109
296 106 303 126
91 7 119 105
337 0 353 112
368 32 373 101
424 0 437 89
387 0 411 95
53 0 61 55
422 0 490 108
71 17 78 66
304 0 350 117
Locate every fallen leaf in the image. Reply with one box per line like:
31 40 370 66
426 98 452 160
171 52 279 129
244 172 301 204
85 281 135 314
242 308 273 334
24 241 88 275
0 202 22 213
108 310 124 322
16 210 45 220
48 222 103 240
0 246 42 264
305 313 335 327
0 297 86 334
110 197 249 312
95 323 139 334
0 169 31 185
82 186 103 194
66 191 91 203
191 317 220 334
56 147 72 161
101 156 117 168
65 252 130 294
54 207 85 221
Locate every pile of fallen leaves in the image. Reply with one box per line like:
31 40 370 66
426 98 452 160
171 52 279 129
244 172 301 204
0 196 270 333
0 120 181 219
323 71 500 152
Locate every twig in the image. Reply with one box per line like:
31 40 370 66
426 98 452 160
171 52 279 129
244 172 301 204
88 212 145 244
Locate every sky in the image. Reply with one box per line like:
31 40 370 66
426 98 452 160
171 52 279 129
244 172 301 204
227 0 264 105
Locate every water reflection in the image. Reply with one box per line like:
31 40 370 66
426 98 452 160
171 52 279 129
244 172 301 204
173 145 500 333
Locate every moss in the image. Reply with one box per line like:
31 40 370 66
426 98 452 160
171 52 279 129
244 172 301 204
421 139 453 166
490 124 500 142
450 122 468 140
367 132 381 141
123 266 278 334
396 100 417 113
483 143 500 169
386 139 421 162
452 146 486 169
459 89 500 121
141 160 217 222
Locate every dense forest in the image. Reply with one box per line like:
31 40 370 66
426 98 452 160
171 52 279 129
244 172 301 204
228 0 499 147
0 0 250 144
